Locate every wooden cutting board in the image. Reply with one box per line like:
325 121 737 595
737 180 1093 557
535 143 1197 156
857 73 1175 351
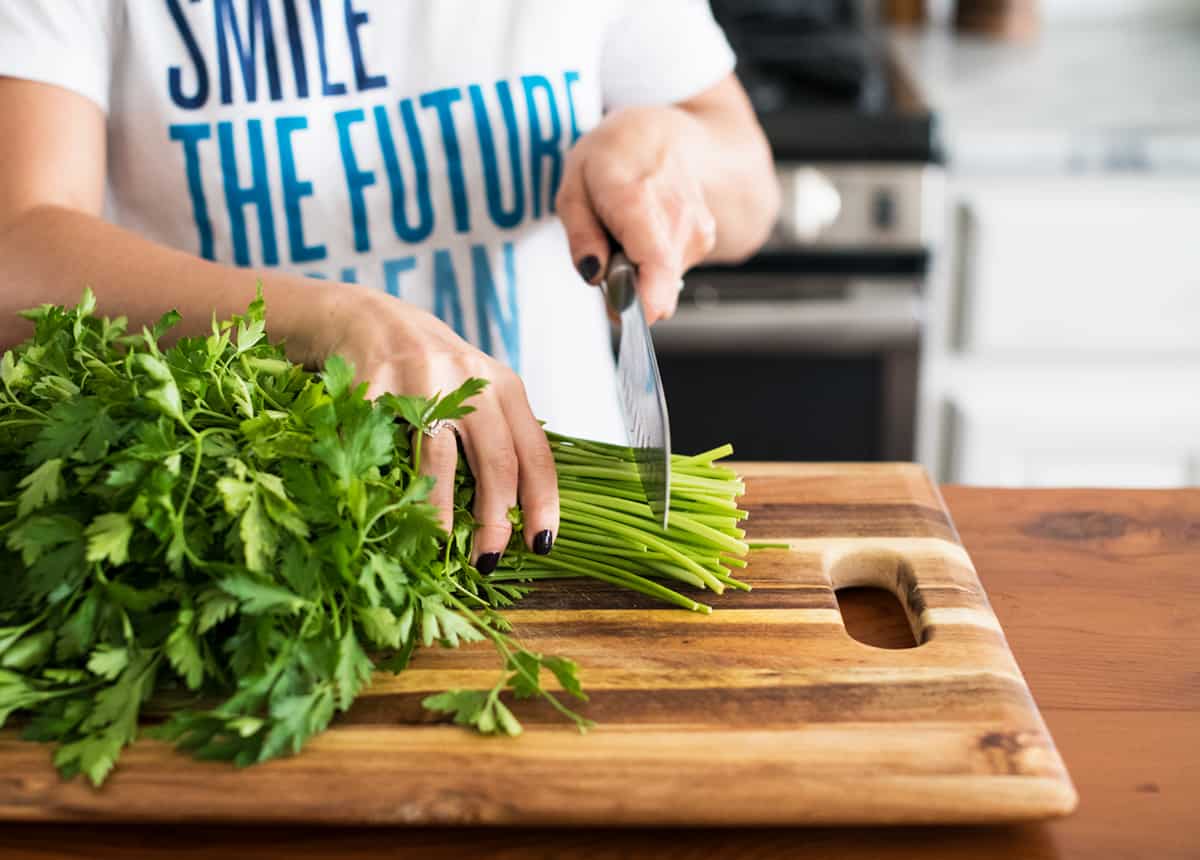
0 463 1076 826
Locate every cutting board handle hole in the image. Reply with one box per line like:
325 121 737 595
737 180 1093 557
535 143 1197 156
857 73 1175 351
835 587 919 649
831 552 923 650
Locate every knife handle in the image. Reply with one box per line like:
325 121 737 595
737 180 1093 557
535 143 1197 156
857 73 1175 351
602 249 638 314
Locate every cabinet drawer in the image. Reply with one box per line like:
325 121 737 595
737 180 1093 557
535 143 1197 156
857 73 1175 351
952 178 1200 354
943 384 1200 488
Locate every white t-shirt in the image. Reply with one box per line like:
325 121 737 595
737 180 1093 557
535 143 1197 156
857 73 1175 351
0 1 734 442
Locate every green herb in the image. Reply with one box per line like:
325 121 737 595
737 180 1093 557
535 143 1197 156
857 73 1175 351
492 437 750 610
0 289 748 786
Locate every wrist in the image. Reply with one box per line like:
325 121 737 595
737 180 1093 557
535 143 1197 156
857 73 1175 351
265 278 361 368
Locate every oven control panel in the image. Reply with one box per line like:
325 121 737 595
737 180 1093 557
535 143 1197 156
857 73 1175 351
768 163 943 252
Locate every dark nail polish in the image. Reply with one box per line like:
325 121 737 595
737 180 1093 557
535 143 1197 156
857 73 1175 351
533 529 554 556
577 255 601 283
476 552 500 575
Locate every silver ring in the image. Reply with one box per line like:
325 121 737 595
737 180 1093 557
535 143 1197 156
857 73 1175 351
677 278 686 293
423 419 457 440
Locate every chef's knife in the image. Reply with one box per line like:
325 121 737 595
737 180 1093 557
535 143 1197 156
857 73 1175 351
603 250 672 530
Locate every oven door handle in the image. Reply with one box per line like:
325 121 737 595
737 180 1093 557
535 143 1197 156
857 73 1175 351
651 294 921 355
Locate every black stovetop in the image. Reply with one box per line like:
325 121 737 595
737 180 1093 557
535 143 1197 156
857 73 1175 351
712 0 942 164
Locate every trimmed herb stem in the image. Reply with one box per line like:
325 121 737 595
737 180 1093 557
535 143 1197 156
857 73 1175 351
497 438 751 611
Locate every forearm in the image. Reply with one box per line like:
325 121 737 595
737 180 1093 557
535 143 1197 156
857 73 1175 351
0 204 345 362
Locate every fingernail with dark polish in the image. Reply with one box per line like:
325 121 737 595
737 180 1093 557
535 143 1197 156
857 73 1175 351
476 552 500 575
533 529 554 556
577 255 601 283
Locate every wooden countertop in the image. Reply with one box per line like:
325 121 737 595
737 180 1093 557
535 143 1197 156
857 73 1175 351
2 486 1196 858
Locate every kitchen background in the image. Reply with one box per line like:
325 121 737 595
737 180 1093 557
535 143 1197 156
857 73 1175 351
659 0 1200 488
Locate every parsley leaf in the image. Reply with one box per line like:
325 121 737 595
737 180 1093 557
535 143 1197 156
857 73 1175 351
86 646 130 681
218 575 308 615
543 656 587 701
164 610 204 690
421 689 523 737
333 629 373 711
312 405 394 483
84 513 133 566
17 458 63 518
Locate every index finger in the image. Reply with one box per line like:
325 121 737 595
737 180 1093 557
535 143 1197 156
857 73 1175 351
606 208 682 324
556 160 610 285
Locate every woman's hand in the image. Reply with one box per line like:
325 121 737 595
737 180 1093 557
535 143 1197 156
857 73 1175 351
556 105 715 324
307 285 558 573
555 77 779 322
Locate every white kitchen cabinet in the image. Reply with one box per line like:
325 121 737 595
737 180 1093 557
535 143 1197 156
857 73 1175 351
938 369 1200 486
897 19 1200 488
951 178 1200 355
917 176 1200 487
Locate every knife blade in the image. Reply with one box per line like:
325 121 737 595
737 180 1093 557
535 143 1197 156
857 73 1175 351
603 250 672 530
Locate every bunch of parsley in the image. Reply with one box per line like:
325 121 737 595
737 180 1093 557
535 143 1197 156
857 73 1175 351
0 290 588 786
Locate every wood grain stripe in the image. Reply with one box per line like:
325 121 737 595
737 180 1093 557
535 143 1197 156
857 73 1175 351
508 581 985 613
739 463 947 511
0 723 1075 826
501 608 847 626
498 609 1007 644
745 503 957 541
359 666 1026 696
402 628 1021 674
922 608 1003 633
340 673 1036 728
512 582 838 611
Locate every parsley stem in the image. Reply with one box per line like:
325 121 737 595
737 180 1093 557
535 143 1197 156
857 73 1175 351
508 550 712 613
557 498 723 591
176 432 208 524
433 586 591 729
413 434 423 475
0 398 48 420
496 431 749 608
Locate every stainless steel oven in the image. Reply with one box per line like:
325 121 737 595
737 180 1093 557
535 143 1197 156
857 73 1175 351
655 267 923 461
656 159 941 461
659 1 943 462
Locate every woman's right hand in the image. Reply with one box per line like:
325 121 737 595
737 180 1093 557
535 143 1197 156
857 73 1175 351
303 284 558 573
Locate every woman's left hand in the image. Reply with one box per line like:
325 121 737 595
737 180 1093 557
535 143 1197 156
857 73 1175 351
555 105 717 325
